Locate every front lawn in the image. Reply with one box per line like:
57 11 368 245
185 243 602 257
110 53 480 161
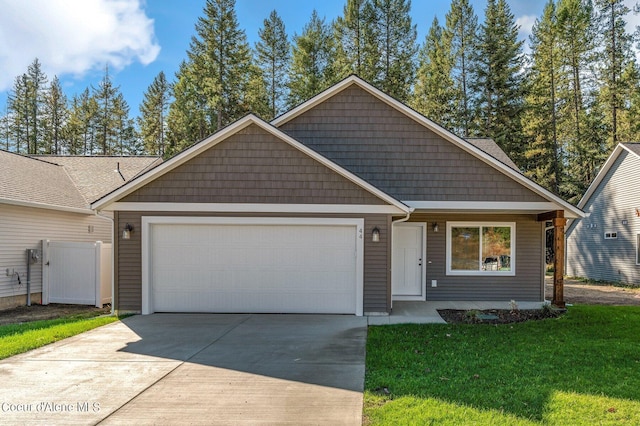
365 305 640 425
0 313 120 360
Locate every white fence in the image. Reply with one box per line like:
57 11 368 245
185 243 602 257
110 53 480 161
42 240 112 308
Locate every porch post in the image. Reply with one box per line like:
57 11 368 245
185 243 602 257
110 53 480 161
552 216 567 308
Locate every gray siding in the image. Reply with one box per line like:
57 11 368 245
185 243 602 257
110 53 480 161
567 151 640 285
114 211 390 313
123 124 385 205
0 204 111 309
279 85 547 203
408 213 544 301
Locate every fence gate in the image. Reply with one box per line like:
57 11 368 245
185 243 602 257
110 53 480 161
42 240 112 308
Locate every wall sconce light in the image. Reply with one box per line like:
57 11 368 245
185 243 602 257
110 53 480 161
432 222 439 233
122 223 134 240
372 227 380 243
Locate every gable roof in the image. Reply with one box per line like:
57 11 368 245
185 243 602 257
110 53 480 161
0 150 89 213
32 155 162 203
273 75 584 218
576 143 640 210
91 114 411 214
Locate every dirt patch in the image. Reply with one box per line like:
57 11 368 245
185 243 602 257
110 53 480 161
0 304 111 326
545 277 640 306
438 308 562 325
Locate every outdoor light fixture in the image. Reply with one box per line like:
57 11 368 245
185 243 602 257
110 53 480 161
432 222 439 233
122 223 134 240
372 227 380 243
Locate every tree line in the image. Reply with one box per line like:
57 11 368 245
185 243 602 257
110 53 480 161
1 0 638 203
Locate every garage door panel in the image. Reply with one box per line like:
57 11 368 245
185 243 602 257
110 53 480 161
149 222 359 314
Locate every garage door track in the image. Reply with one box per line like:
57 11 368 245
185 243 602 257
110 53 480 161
0 314 367 425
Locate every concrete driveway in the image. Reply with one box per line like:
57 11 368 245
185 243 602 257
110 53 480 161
0 314 367 425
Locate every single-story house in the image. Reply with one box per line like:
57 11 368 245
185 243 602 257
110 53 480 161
92 76 584 316
567 143 640 285
0 151 161 309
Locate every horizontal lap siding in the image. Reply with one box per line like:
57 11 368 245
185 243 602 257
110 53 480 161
0 204 111 299
567 151 640 285
115 212 390 313
409 213 544 301
279 86 546 203
122 124 384 205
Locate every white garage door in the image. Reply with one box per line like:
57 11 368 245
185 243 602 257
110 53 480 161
143 218 363 315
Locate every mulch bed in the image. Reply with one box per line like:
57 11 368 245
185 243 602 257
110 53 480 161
437 308 564 324
0 303 111 326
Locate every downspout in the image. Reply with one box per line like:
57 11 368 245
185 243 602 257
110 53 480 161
95 210 115 315
389 209 414 310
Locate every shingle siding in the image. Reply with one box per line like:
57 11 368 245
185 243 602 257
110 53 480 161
407 213 544 301
279 86 546 203
123 124 385 205
567 150 640 285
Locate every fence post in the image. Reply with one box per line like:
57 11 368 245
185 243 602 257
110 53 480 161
95 241 102 308
41 240 50 305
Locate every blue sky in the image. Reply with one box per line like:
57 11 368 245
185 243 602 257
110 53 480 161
0 0 632 117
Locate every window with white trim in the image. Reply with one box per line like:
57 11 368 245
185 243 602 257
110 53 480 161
446 222 515 276
604 232 617 239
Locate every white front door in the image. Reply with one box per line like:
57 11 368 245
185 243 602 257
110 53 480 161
392 223 425 300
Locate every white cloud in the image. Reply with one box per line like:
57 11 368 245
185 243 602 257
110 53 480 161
0 0 160 91
515 14 537 42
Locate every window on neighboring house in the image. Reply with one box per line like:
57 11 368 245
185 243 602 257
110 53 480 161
446 222 515 276
604 232 618 239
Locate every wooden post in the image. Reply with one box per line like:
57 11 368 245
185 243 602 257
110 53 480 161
552 216 567 308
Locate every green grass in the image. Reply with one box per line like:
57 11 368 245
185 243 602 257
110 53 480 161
0 313 120 360
364 305 640 425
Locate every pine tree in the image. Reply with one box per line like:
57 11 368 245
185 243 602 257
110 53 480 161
7 74 29 154
112 93 138 155
333 0 379 82
473 0 525 165
369 0 417 101
93 66 119 155
287 10 335 107
522 1 562 194
444 0 479 136
42 76 68 154
25 59 48 154
595 0 635 147
138 71 170 156
255 10 290 119
411 17 456 129
73 88 99 155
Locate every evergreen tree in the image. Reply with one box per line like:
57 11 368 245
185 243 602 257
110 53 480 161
74 88 99 155
7 74 29 154
412 17 456 129
93 66 119 155
287 10 335 107
42 76 68 154
25 59 48 154
333 0 379 82
473 0 525 165
444 0 479 136
112 93 138 155
255 10 290 119
369 0 417 101
138 71 170 156
595 0 636 147
522 1 562 194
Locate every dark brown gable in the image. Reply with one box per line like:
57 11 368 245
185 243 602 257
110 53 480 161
279 84 546 203
122 123 386 205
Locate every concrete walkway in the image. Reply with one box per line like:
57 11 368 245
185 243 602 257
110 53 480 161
0 314 367 425
368 300 548 325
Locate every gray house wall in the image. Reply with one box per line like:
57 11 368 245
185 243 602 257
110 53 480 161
408 213 545 301
279 85 547 203
567 150 640 285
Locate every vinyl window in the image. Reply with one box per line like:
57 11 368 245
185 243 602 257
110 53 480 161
446 222 515 276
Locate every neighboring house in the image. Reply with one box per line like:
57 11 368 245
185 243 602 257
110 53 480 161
92 76 584 316
0 151 162 310
567 143 640 285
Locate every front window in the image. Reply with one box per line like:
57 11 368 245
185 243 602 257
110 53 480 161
447 222 515 276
